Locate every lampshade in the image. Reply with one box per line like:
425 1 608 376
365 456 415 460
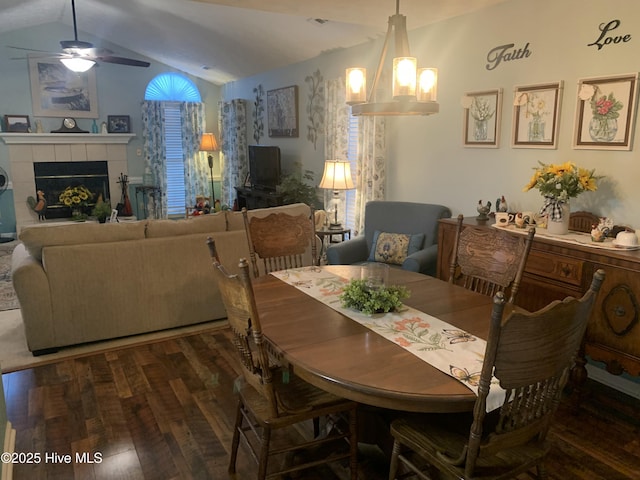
199 133 219 152
318 160 355 191
60 57 96 73
347 1 439 116
346 67 367 104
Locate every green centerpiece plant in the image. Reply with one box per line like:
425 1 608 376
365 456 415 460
340 279 410 315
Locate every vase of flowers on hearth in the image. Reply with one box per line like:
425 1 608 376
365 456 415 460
523 161 599 235
59 185 93 221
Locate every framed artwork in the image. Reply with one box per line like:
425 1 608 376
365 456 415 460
107 115 131 133
573 73 639 150
28 56 98 118
462 89 502 148
512 81 563 149
4 114 31 132
267 85 298 137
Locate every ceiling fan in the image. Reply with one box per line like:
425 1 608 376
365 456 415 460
9 0 150 71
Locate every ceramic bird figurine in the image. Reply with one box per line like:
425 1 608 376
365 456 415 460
477 200 491 221
27 189 47 221
496 195 508 212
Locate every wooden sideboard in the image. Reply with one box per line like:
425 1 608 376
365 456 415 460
437 217 640 385
235 187 285 210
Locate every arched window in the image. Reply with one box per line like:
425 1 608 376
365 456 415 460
143 73 204 217
144 73 201 102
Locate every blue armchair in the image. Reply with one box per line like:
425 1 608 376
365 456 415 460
326 201 452 276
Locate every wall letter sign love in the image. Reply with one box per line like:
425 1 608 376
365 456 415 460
588 19 631 50
485 42 531 71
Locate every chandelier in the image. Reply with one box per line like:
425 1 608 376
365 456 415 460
346 0 439 116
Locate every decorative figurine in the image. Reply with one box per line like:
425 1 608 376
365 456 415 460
496 195 508 212
27 189 47 221
477 200 491 221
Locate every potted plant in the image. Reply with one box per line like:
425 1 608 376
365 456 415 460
277 164 321 208
92 200 112 223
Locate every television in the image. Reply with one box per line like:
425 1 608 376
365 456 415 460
248 145 281 191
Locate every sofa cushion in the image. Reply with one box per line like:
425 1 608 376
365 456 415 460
368 230 425 265
145 211 227 238
19 221 147 262
225 210 245 231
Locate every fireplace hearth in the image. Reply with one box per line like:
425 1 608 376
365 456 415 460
34 161 110 219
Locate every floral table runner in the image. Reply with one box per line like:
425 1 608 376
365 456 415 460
270 266 505 412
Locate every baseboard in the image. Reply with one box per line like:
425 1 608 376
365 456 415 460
586 364 640 400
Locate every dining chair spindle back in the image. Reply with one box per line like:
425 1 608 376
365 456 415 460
206 237 358 480
449 214 535 304
389 268 606 480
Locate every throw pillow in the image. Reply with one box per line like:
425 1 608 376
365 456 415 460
368 231 425 265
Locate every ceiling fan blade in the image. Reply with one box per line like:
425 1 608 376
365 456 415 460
6 45 59 54
96 55 150 67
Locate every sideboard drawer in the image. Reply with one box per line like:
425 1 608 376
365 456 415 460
525 251 584 287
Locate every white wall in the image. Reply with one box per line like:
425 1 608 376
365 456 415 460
223 0 640 228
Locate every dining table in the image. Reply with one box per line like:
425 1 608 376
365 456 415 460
251 265 499 413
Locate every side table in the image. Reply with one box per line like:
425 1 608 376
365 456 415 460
315 227 351 263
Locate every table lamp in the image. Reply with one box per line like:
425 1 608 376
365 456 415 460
318 160 355 229
199 133 219 203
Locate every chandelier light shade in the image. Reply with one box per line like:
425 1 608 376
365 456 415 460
347 0 439 116
319 160 355 229
60 57 96 73
346 67 367 104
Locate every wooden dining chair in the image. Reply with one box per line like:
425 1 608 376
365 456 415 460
449 214 535 304
388 268 605 480
206 237 358 480
242 205 318 278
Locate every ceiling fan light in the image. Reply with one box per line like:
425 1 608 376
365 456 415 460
60 57 95 73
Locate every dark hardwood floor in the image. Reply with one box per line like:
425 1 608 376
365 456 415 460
2 327 639 479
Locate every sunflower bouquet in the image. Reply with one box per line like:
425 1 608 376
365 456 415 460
523 161 598 221
59 185 93 220
59 185 93 207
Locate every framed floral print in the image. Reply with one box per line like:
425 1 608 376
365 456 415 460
462 89 502 148
573 73 639 150
512 81 563 149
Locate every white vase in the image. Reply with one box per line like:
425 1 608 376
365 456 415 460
546 203 570 235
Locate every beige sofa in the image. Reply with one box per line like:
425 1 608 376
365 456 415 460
11 203 313 355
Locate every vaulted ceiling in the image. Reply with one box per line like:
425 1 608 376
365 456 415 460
0 0 509 85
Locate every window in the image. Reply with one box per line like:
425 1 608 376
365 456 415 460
344 112 359 231
144 73 202 216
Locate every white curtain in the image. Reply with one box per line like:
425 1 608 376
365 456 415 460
218 99 248 209
354 116 386 234
141 100 206 218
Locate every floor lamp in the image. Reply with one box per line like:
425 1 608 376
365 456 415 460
318 160 355 229
199 133 219 206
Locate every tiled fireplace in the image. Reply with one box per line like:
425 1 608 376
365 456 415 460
1 133 134 231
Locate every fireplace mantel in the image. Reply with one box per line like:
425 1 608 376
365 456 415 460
0 133 135 145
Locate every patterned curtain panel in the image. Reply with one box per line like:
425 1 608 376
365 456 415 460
179 102 207 207
323 77 350 222
141 100 166 218
218 99 248 209
324 77 349 160
354 116 386 235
